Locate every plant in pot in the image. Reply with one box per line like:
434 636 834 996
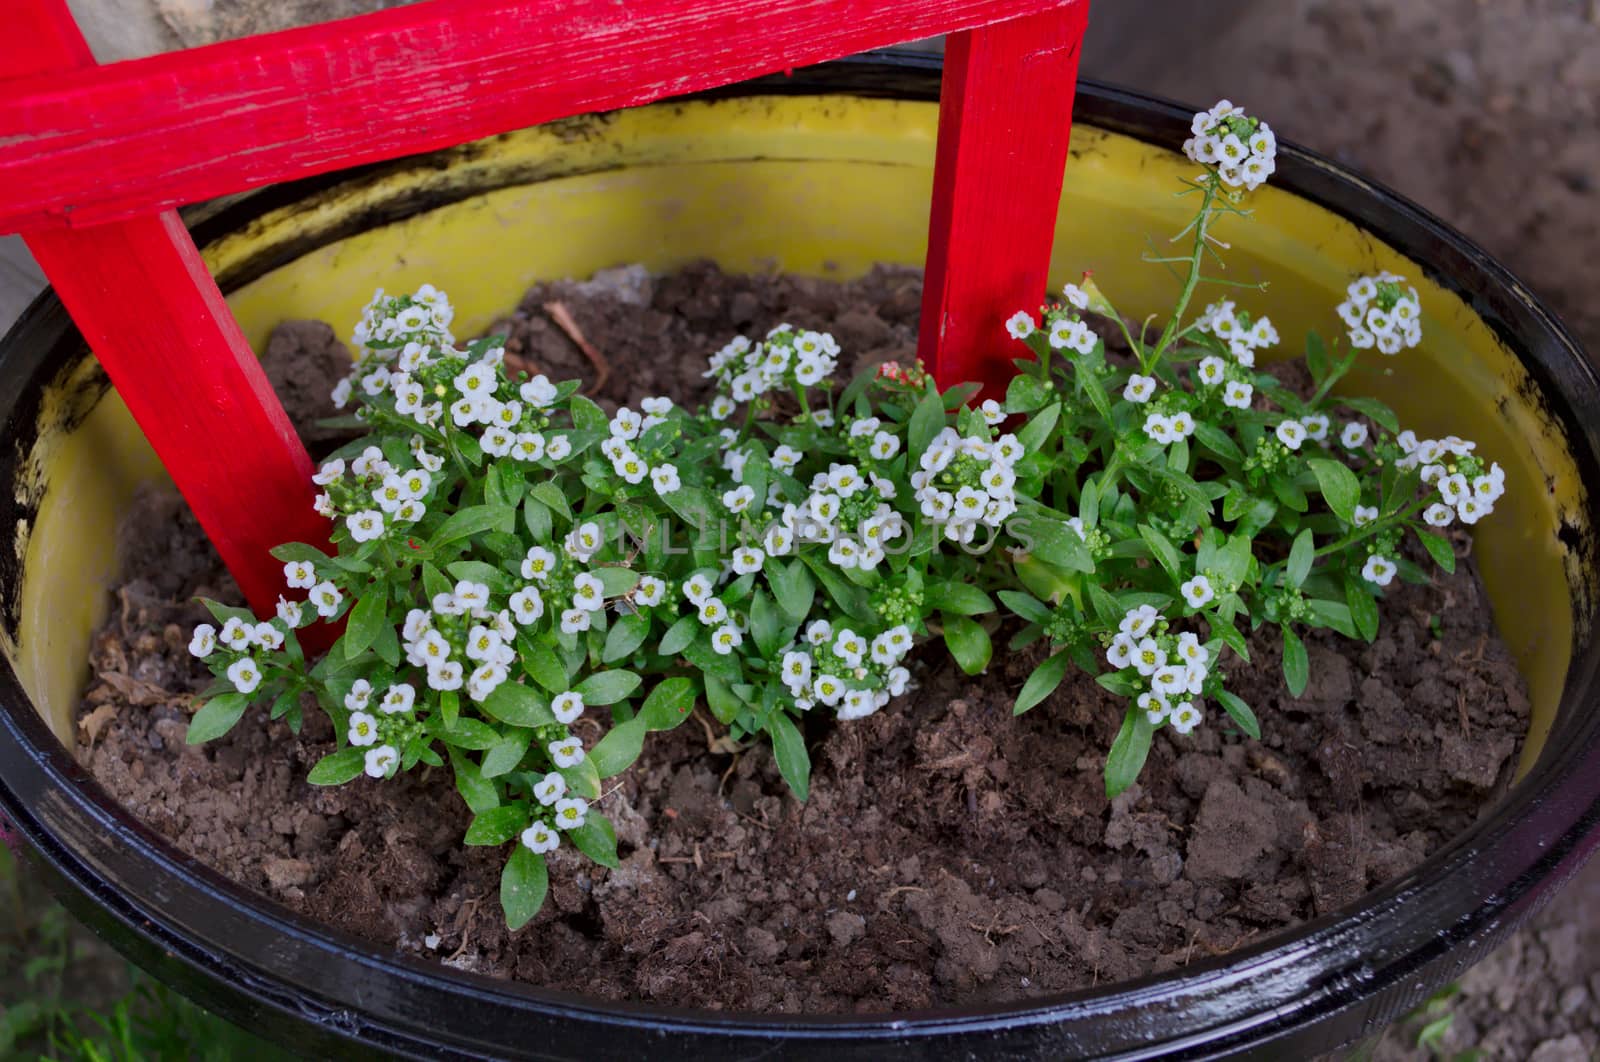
1 66 1594 1060
180 99 1509 934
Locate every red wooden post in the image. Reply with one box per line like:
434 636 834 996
6 2 331 620
919 3 1090 397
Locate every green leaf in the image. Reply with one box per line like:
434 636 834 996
1022 513 1095 573
306 747 366 786
589 715 647 778
465 806 527 846
198 597 255 627
765 711 811 801
520 639 570 693
1308 458 1361 524
1137 523 1185 585
479 683 554 727
438 717 502 750
270 542 330 565
569 813 620 869
500 846 548 930
1338 396 1400 433
1105 705 1155 798
766 558 815 623
748 590 782 660
703 672 743 725
1281 626 1309 697
801 554 876 623
1193 422 1243 463
1016 401 1061 454
529 481 572 523
568 394 608 433
560 755 602 799
1305 329 1330 384
186 693 249 744
1345 575 1380 643
602 612 650 663
907 386 947 462
1415 528 1457 574
638 676 697 730
1285 528 1315 589
999 590 1053 624
342 586 388 661
942 614 992 675
481 729 532 778
1014 652 1071 715
1308 599 1357 639
926 581 995 617
449 745 501 811
594 567 640 598
658 615 699 656
1215 689 1262 739
574 670 641 705
1005 373 1050 414
429 504 515 549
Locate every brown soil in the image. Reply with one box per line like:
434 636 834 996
73 263 1529 1013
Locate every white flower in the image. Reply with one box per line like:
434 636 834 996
1352 505 1379 527
533 772 567 806
992 434 1025 465
723 485 755 514
560 608 592 634
781 651 813 690
1106 633 1136 669
1139 691 1170 725
697 597 728 625
1120 605 1161 638
364 745 399 779
1151 665 1187 698
1144 413 1175 445
1132 637 1167 677
1168 411 1196 440
572 572 605 611
1456 496 1488 525
634 576 666 608
284 560 317 589
188 624 217 658
1222 380 1254 409
763 524 795 556
481 426 516 458
1362 553 1398 587
513 432 546 462
812 673 845 705
312 458 345 486
226 657 261 694
833 629 866 667
887 666 911 697
331 378 353 409
219 617 252 651
544 435 573 461
347 510 385 543
348 711 379 747
454 580 490 615
838 689 879 721
1175 632 1208 667
1437 473 1470 507
380 684 415 714
731 547 765 575
1169 702 1203 735
1341 422 1369 449
521 822 559 854
552 691 586 725
1275 420 1307 450
310 581 343 619
521 546 556 582
711 624 743 655
566 521 603 561
1124 374 1156 403
553 797 588 831
1424 503 1454 527
1180 575 1215 609
683 573 715 604
979 399 1006 426
806 620 833 647
509 586 545 625
1005 311 1035 340
549 737 585 768
251 622 284 651
610 407 643 440
1196 357 1225 387
869 432 901 460
772 445 803 470
344 679 373 712
651 465 681 494
520 374 558 407
1062 282 1089 310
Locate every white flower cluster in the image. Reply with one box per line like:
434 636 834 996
311 444 440 541
1182 100 1277 191
1396 431 1506 528
911 426 1024 547
704 325 840 418
598 397 677 489
779 619 913 722
1336 273 1422 355
344 676 418 778
1105 605 1209 734
1194 300 1278 367
1142 409 1197 446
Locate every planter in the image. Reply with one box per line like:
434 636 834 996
2 54 1599 1059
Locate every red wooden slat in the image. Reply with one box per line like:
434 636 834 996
0 0 1080 234
14 4 332 625
919 6 1090 396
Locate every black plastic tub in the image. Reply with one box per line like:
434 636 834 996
2 55 1599 1060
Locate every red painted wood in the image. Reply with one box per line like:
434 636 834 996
918 5 1090 397
13 2 331 627
0 0 1079 233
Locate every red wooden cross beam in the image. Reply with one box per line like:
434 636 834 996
0 0 1089 618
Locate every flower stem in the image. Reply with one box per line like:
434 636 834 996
1149 182 1221 368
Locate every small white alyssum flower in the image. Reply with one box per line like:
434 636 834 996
1124 374 1156 403
1352 504 1379 527
284 560 316 589
1275 419 1307 450
533 772 567 806
1222 380 1254 409
1005 311 1036 340
348 711 379 747
552 691 586 725
1180 575 1216 609
711 624 744 655
226 657 262 694
379 684 415 714
310 581 343 619
1168 701 1203 735
1183 100 1276 190
188 624 216 658
651 464 682 494
634 575 666 608
364 744 399 779
553 797 589 831
521 822 560 854
1362 553 1399 587
1424 502 1455 528
1341 422 1369 449
549 736 585 768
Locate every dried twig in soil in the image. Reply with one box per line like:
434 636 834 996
543 301 610 395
